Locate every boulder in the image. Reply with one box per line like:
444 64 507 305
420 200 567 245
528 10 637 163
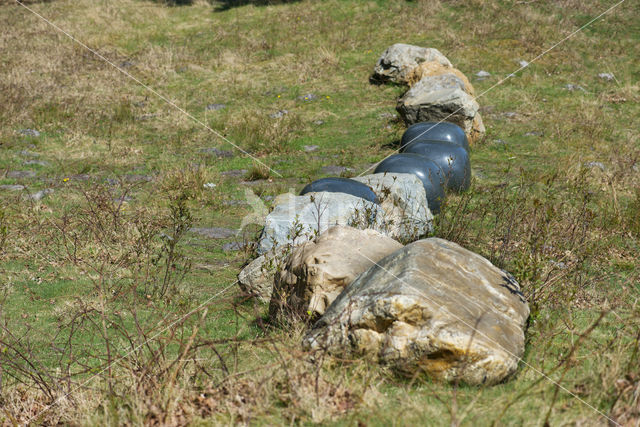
352 173 433 241
270 226 402 320
238 246 288 303
407 61 475 96
257 192 384 255
303 238 529 386
373 44 452 85
397 82 485 143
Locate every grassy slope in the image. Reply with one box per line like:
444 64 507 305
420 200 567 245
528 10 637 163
0 0 639 424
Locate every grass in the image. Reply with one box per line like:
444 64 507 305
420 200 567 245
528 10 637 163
0 0 639 424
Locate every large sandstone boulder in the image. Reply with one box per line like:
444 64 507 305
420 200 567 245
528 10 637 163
270 226 403 320
396 81 485 144
303 238 529 386
257 192 384 255
373 43 452 85
352 173 433 242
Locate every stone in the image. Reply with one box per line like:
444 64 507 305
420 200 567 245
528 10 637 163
6 171 36 179
373 154 445 214
407 63 475 96
320 165 354 176
238 246 287 302
396 84 484 144
400 122 469 151
199 147 234 158
565 84 586 92
297 93 318 101
19 129 40 137
28 189 53 201
303 238 529 386
221 169 248 177
124 174 153 183
23 160 48 166
269 110 289 119
222 242 244 252
475 70 491 78
401 141 471 192
19 150 39 157
585 161 606 171
0 184 25 191
257 192 384 255
373 43 452 84
206 103 226 111
190 227 236 239
598 73 614 81
303 145 319 152
270 226 403 319
518 60 529 68
313 120 325 126
352 173 433 241
300 177 379 204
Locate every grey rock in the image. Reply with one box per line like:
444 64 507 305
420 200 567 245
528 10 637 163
524 131 543 137
19 129 40 137
7 170 36 179
475 70 491 78
565 83 586 92
120 60 134 68
313 120 325 125
320 165 354 175
257 192 385 255
352 173 433 241
585 161 606 171
0 184 25 191
503 112 518 118
206 103 226 111
518 60 529 68
199 147 234 158
222 241 244 252
378 112 397 119
28 189 54 201
124 174 153 183
598 73 614 81
269 110 289 119
297 93 318 101
238 247 287 302
373 43 452 84
69 174 91 181
23 160 48 166
19 150 39 157
303 145 319 153
304 238 529 386
190 227 236 239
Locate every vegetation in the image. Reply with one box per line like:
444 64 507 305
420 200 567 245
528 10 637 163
0 0 638 424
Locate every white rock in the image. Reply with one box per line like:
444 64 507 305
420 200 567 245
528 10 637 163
257 192 384 255
304 238 530 386
352 173 433 242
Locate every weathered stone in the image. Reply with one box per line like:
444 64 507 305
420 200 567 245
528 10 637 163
407 62 475 96
270 226 402 319
397 84 483 143
373 44 452 85
238 247 287 303
352 173 433 241
304 238 529 386
257 192 384 255
7 170 36 179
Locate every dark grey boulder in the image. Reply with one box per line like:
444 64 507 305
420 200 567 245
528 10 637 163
300 177 379 204
401 141 471 192
400 122 469 151
374 153 445 213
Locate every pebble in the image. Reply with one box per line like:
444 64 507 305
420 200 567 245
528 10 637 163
297 93 318 101
7 171 36 179
518 60 529 68
524 131 543 137
303 145 319 152
321 165 354 175
476 70 491 77
269 110 289 119
23 160 48 166
565 84 587 92
19 129 40 137
203 183 217 189
221 169 248 177
585 161 606 171
190 227 236 239
199 147 234 158
28 189 54 201
0 184 25 191
206 103 226 111
503 112 518 118
598 73 614 81
313 120 325 125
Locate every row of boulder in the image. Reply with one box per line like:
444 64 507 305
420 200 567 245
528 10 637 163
237 44 528 385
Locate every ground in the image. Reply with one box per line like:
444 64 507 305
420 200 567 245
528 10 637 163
0 0 639 425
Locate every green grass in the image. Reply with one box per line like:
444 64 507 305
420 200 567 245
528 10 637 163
1 0 639 424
